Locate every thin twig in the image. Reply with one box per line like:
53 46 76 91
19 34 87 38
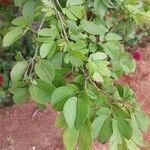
52 0 69 42
89 79 132 109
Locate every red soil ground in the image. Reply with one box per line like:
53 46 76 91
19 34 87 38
0 41 150 150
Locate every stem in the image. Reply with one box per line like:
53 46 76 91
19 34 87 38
23 16 46 80
56 0 63 12
52 0 69 42
89 79 132 109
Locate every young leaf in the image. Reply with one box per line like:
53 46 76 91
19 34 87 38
11 61 28 82
63 127 79 150
63 97 77 128
98 117 113 143
3 27 23 47
35 60 55 83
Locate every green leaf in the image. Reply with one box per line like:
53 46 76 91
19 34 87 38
94 60 110 77
12 16 27 27
11 61 28 82
40 41 55 59
81 19 108 35
69 6 84 19
111 119 122 144
55 114 66 128
3 27 23 47
85 84 100 100
98 117 113 143
90 52 107 61
101 42 120 59
119 52 135 73
102 0 114 8
92 115 107 139
67 0 83 6
75 98 88 128
70 56 84 67
13 87 29 104
35 60 55 83
105 33 122 41
22 0 35 23
29 80 55 104
51 52 63 68
127 140 140 150
14 0 27 7
113 107 130 119
63 97 77 128
51 86 75 111
78 123 92 150
117 118 132 140
70 40 87 52
38 27 58 37
63 127 79 150
86 61 96 77
135 111 149 132
41 0 54 8
63 8 78 21
93 71 104 83
94 0 107 17
66 20 78 34
70 50 87 61
118 143 128 150
96 107 111 116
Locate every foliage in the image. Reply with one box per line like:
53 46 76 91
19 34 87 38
2 0 150 149
0 1 34 105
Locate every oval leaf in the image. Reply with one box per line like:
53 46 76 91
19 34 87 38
11 61 28 82
51 86 75 111
63 127 79 150
98 117 113 143
3 27 23 47
63 96 77 128
35 60 55 83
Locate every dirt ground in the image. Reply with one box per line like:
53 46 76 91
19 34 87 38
0 41 150 150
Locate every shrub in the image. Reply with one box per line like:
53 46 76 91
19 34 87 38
2 0 150 149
